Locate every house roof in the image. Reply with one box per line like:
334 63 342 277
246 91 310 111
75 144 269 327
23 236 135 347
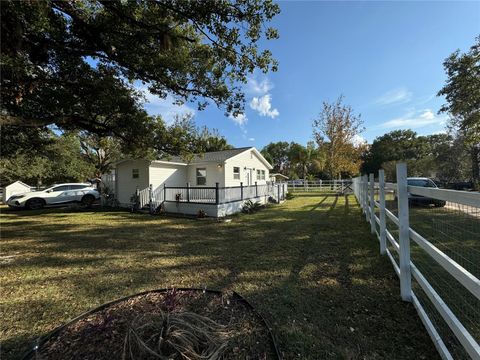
115 147 273 169
270 173 289 179
162 147 253 164
6 181 33 189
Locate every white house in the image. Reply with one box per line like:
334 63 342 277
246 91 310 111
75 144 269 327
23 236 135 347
109 147 286 217
2 181 33 203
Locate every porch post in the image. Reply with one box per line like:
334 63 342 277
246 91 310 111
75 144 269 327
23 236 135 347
240 182 244 200
255 181 258 197
215 182 219 205
277 184 280 203
134 187 140 211
149 184 153 214
186 182 190 203
163 183 166 202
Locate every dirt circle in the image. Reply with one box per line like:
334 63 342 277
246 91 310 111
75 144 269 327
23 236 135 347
23 289 280 360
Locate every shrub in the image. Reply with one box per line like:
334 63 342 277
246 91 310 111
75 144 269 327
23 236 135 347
123 311 229 359
197 209 207 218
286 192 295 200
242 200 262 214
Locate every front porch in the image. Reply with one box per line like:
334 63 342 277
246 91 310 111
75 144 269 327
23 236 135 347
135 182 288 217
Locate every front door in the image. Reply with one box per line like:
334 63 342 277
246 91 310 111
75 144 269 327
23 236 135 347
245 170 250 186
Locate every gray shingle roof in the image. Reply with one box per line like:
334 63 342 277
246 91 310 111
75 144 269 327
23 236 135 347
159 147 253 164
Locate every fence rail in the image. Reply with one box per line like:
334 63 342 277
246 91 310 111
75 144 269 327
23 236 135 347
353 164 480 360
134 182 287 212
287 179 352 193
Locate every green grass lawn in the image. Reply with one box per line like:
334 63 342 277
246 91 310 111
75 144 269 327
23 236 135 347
0 194 439 359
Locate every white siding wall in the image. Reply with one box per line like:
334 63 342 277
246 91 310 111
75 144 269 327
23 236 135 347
149 162 187 192
116 160 149 205
224 150 270 187
186 163 225 187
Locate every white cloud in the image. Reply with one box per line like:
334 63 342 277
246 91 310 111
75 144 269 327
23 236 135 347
249 94 279 118
247 77 274 95
380 109 446 129
248 137 255 141
137 85 195 124
375 87 412 106
228 113 248 126
351 134 367 146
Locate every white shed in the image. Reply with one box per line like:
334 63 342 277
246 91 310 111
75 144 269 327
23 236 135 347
3 181 33 202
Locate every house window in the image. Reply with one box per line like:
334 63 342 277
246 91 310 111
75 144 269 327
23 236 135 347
196 168 207 185
132 169 139 179
233 167 240 180
257 170 265 180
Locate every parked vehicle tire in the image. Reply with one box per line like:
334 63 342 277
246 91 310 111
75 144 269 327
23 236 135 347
25 198 45 210
81 194 95 207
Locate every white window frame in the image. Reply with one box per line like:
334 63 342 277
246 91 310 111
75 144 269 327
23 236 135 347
196 168 207 186
233 166 240 180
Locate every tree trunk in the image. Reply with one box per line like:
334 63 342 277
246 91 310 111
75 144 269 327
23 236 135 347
471 145 480 189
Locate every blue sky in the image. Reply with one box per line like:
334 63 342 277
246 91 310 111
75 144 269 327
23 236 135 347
142 1 480 148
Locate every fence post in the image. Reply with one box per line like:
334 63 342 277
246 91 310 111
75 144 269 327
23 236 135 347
363 175 369 220
149 184 153 213
215 182 219 205
255 181 258 197
240 182 243 200
369 173 375 234
319 179 322 192
186 182 190 203
379 170 387 255
396 163 412 302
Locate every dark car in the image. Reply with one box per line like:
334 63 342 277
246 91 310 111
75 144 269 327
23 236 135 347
395 177 446 207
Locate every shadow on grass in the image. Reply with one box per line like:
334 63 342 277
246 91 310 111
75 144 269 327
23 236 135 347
1 196 440 360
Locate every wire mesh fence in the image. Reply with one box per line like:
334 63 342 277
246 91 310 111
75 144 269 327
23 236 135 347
353 166 480 359
408 196 480 359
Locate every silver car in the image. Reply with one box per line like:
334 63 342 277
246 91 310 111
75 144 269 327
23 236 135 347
395 177 446 207
7 183 100 210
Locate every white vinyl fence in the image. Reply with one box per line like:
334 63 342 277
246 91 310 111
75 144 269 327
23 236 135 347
287 179 352 193
353 164 480 360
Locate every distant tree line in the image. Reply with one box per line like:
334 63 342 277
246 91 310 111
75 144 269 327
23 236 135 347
361 130 472 183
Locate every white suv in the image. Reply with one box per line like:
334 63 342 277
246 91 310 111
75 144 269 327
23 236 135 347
6 183 100 210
